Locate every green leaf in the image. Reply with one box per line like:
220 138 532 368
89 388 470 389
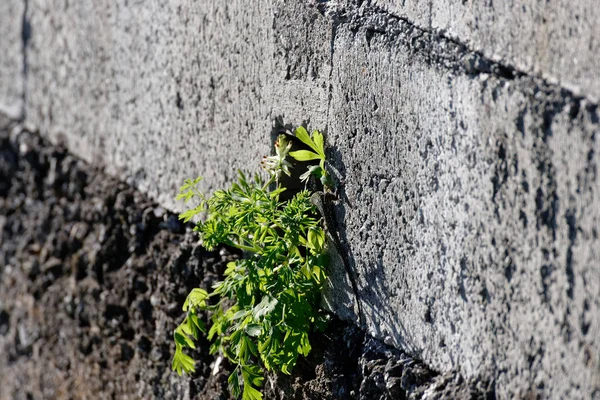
258 336 271 355
270 187 286 198
173 131 333 400
312 130 325 156
176 177 204 203
293 126 315 151
178 205 203 223
292 127 325 159
289 149 322 162
174 329 196 349
299 332 312 356
242 365 264 399
232 310 249 321
245 335 259 357
188 313 206 336
252 295 278 320
172 346 195 376
307 227 325 253
183 288 209 311
228 367 241 398
238 333 248 362
224 261 238 276
243 383 263 400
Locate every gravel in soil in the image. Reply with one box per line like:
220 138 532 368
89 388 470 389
0 114 494 399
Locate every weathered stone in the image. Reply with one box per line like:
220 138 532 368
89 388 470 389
25 0 331 208
373 0 600 101
0 0 25 118
325 6 600 398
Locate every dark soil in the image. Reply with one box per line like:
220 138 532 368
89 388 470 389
0 115 492 399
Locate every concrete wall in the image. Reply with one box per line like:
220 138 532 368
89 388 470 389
327 7 599 399
24 0 331 207
374 0 600 101
1 0 599 398
0 0 25 118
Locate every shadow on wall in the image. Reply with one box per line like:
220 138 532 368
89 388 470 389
270 117 416 356
327 144 417 355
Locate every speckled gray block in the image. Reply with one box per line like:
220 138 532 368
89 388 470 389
25 0 331 207
15 0 600 398
0 0 25 118
373 0 600 102
324 6 599 398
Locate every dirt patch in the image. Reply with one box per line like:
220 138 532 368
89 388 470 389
0 115 492 399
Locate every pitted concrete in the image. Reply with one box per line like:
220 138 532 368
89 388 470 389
0 0 25 118
1 0 599 398
24 0 332 208
324 6 599 398
373 0 600 102
25 0 271 206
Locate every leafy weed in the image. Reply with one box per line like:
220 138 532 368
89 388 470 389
172 128 331 399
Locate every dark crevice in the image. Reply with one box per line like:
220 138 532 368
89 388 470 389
318 2 348 136
21 0 31 121
565 210 577 300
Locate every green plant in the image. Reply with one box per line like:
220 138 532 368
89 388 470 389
172 128 331 400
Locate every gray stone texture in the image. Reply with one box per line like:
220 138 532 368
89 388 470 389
25 0 331 207
373 0 600 101
0 0 24 118
7 0 600 398
326 6 599 399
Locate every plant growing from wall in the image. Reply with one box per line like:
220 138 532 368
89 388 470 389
172 128 332 400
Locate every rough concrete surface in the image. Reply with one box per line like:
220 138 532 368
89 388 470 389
373 0 600 102
325 4 600 398
0 0 25 118
1 0 598 398
24 0 331 208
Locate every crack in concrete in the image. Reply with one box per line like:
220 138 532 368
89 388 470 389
317 1 347 135
21 0 30 121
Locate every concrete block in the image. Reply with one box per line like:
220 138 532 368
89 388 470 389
25 0 331 207
326 6 599 398
0 0 25 118
373 0 600 101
